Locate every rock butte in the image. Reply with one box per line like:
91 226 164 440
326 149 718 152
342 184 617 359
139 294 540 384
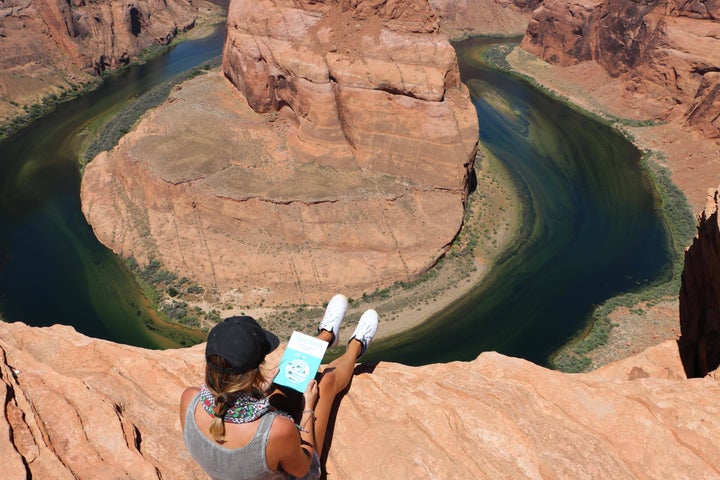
2 0 720 478
81 0 480 307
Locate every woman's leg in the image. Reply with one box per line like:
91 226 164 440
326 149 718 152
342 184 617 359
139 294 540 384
312 338 362 455
313 309 378 455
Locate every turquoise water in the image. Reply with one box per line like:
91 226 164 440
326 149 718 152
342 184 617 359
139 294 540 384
0 34 673 365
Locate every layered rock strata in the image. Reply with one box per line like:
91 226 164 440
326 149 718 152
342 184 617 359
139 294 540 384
2 319 719 479
430 0 541 37
221 0 477 188
82 0 478 307
0 0 220 123
521 0 720 138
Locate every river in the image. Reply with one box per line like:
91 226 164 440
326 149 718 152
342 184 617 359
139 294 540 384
0 26 226 348
0 33 672 365
364 37 672 367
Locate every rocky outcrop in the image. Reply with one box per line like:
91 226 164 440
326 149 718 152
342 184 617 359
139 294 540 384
679 186 720 377
82 0 478 308
0 0 220 124
2 319 719 479
521 0 720 138
685 72 720 138
221 0 477 189
429 0 541 38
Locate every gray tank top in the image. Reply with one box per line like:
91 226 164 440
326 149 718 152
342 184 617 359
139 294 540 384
183 393 288 480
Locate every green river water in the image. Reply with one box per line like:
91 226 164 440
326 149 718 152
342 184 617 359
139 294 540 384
0 33 673 366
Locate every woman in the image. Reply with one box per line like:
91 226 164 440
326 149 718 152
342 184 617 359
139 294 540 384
180 294 378 479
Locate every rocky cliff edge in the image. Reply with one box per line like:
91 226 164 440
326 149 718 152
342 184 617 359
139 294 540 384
11 184 720 479
2 320 719 479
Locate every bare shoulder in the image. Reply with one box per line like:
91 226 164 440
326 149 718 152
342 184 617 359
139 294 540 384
181 387 201 406
179 387 201 429
266 414 301 470
269 414 298 439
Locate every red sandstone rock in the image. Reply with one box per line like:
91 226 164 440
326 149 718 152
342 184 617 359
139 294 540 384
1 320 719 479
221 0 477 185
521 0 720 135
82 0 479 308
686 72 720 139
429 0 539 37
0 0 217 123
679 186 720 377
81 71 472 307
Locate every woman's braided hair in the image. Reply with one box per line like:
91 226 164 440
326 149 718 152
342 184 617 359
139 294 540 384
205 355 269 443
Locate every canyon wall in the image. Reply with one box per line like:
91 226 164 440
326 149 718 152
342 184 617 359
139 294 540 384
521 0 720 139
0 0 222 124
679 186 720 377
82 0 479 308
429 0 541 38
2 319 720 479
221 0 477 188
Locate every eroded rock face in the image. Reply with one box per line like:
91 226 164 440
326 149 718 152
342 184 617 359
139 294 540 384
82 0 478 307
0 0 199 73
2 320 719 479
430 0 540 38
0 0 217 123
222 0 477 189
521 0 720 136
679 186 720 377
686 72 720 139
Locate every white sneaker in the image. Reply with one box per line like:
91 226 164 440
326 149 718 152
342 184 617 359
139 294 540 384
349 309 378 357
317 294 348 347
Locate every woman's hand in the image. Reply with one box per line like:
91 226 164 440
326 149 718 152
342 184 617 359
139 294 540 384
303 379 318 410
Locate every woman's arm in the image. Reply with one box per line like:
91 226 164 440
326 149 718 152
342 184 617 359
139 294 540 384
267 414 315 477
267 379 318 476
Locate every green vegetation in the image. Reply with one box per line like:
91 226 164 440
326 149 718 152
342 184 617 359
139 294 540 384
551 152 695 373
124 256 220 330
481 44 514 71
0 79 102 141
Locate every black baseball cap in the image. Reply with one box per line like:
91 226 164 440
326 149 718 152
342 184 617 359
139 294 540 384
205 316 280 374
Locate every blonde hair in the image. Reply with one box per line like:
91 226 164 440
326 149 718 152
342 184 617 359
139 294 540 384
205 355 269 444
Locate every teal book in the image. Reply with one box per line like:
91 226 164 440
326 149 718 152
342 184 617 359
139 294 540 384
274 331 328 393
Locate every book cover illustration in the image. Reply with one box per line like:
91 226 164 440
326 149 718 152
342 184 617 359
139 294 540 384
273 331 328 393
